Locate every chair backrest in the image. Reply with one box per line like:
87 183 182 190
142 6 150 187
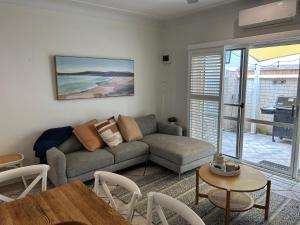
146 192 205 225
93 171 142 222
0 164 50 202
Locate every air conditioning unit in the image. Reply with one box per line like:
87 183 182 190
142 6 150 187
239 0 298 28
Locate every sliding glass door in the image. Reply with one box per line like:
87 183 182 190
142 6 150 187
222 49 246 158
189 42 300 178
242 44 300 176
221 43 300 177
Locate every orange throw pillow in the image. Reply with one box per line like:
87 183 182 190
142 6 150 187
118 115 143 142
73 119 104 151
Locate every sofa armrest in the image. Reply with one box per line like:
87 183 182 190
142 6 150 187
157 122 183 136
46 147 67 186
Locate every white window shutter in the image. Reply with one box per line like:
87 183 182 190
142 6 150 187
188 48 224 152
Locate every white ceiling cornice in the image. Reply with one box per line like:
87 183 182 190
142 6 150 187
0 0 162 26
68 0 160 19
0 0 239 22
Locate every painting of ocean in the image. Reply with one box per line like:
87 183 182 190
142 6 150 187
55 56 134 100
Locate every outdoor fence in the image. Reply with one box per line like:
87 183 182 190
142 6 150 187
223 69 298 134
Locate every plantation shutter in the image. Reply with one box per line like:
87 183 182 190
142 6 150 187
188 47 224 151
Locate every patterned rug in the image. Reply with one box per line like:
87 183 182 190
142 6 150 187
112 164 300 225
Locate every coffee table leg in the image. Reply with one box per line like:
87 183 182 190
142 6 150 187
225 190 231 225
265 180 271 220
195 168 199 204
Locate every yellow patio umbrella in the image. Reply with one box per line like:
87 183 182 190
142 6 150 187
249 44 300 62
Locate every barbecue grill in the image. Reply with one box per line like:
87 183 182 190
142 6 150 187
261 96 296 142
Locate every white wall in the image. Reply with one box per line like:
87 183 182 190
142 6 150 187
0 2 163 164
1 0 300 165
161 0 300 128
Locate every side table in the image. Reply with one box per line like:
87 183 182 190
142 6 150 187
0 153 27 187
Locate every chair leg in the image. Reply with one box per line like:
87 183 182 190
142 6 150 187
178 172 181 180
19 163 27 188
130 209 135 223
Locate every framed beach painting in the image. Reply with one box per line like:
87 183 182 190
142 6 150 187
54 56 134 100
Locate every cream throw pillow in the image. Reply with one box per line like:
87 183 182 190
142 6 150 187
117 115 143 142
95 117 123 148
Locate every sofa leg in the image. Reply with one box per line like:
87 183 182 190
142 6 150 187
143 157 149 176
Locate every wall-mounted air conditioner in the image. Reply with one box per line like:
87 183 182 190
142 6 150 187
239 0 298 28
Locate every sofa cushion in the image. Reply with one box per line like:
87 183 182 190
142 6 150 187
58 135 83 154
66 149 114 178
142 134 215 165
135 114 157 136
118 115 143 142
73 119 105 151
95 117 123 148
107 141 149 163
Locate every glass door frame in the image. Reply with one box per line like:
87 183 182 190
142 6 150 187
222 47 248 160
291 59 300 178
222 41 300 179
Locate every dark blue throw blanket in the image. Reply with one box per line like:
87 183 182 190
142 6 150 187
33 126 73 163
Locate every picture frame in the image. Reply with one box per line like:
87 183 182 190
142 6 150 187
54 56 134 100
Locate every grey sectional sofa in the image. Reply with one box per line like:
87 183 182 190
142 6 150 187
46 114 215 186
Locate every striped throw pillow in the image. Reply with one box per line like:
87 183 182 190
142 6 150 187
94 117 123 148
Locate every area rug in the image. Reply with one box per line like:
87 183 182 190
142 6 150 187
112 163 300 225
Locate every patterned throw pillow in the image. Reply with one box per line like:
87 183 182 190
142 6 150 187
94 117 123 148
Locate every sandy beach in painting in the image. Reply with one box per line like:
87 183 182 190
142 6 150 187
58 76 134 100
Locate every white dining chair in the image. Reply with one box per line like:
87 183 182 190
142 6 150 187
146 192 205 225
93 171 142 222
0 164 50 202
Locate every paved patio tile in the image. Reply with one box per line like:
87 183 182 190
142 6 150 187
291 184 300 193
222 131 293 168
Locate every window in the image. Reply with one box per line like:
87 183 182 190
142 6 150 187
188 48 224 150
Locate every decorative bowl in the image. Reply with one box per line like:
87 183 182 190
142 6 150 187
209 161 240 177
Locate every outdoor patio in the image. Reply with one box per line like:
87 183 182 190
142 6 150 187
220 46 300 174
222 131 292 171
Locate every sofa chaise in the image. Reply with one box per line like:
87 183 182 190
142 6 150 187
46 114 215 186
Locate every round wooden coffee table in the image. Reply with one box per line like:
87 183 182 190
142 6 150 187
195 164 271 225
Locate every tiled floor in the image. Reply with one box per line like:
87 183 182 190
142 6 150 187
222 131 292 168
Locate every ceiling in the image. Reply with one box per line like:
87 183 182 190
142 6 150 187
67 0 237 20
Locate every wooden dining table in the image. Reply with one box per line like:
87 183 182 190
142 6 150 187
0 180 131 225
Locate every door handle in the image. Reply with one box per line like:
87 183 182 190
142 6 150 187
292 105 299 118
224 103 244 108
